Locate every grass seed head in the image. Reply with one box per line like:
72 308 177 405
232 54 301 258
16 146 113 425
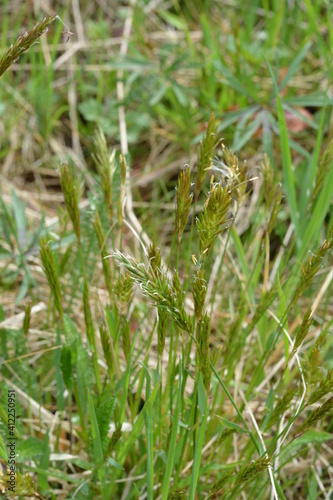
306 370 333 406
196 182 232 257
99 324 113 373
59 162 82 245
234 456 271 486
39 237 63 323
192 268 207 320
175 167 193 244
195 113 219 201
0 16 57 78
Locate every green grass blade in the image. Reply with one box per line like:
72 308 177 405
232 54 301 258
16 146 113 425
161 360 182 500
299 163 333 254
87 390 106 490
265 57 299 233
119 327 139 424
117 380 159 466
189 377 208 500
278 42 312 92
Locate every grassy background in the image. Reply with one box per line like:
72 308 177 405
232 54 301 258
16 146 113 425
0 1 333 499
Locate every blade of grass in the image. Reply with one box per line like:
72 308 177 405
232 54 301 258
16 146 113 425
87 390 106 494
265 57 299 233
189 375 208 500
161 359 182 500
117 380 159 466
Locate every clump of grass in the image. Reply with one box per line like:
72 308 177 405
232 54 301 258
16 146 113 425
1 7 333 498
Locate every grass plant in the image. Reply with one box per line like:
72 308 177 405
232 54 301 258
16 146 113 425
0 2 333 499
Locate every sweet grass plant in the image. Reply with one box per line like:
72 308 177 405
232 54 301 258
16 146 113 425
0 4 333 499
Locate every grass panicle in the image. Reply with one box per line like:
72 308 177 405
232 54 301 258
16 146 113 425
121 319 131 362
234 456 271 486
220 144 249 204
310 138 333 204
195 113 219 201
59 162 82 246
291 307 313 357
92 128 116 225
99 324 113 374
196 182 233 257
39 237 64 324
175 167 193 245
111 250 191 332
207 469 235 498
295 397 333 438
148 242 162 277
291 236 333 307
0 16 57 78
267 185 283 235
115 271 133 311
192 268 207 320
306 370 333 406
304 347 322 384
265 386 298 428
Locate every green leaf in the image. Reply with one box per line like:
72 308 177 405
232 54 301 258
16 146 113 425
76 342 94 413
284 94 333 107
60 345 73 390
38 430 50 490
11 189 27 249
0 432 8 461
214 60 256 100
161 361 182 500
107 457 124 471
197 373 207 417
215 415 250 434
117 381 159 465
171 81 188 107
87 391 104 467
63 314 80 343
158 10 187 30
265 57 299 233
299 158 333 254
149 81 168 106
189 400 209 500
96 396 116 454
